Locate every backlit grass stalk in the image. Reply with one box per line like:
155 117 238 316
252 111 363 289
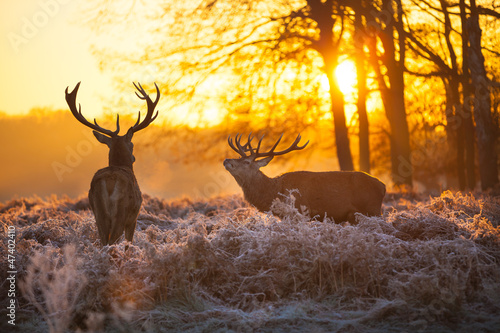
20 244 87 333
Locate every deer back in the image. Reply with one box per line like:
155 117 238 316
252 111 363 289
89 166 142 245
277 171 386 222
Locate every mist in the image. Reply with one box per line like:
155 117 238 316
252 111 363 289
0 109 242 202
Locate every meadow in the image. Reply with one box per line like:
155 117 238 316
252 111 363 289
1 190 499 332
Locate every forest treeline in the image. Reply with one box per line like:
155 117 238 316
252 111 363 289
82 0 499 191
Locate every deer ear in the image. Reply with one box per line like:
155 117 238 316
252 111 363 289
255 156 273 168
93 131 112 147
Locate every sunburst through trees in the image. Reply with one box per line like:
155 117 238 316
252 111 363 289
82 0 499 190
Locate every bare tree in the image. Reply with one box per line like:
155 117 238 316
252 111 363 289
362 0 413 186
353 6 371 173
85 0 355 170
405 0 499 190
466 0 499 189
406 0 476 190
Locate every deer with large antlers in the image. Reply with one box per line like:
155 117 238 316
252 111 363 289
65 82 160 245
224 134 386 223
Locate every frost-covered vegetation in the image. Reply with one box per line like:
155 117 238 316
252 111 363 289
1 191 499 332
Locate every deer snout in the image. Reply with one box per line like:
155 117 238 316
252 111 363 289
223 159 234 170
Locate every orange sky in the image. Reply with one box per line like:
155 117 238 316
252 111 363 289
0 0 114 117
0 0 359 119
0 0 360 202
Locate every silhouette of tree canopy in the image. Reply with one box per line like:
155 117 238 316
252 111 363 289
85 0 358 170
83 0 500 189
404 0 500 190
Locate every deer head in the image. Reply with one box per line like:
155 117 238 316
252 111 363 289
65 82 160 170
224 133 309 185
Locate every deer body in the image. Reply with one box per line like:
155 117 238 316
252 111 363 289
224 134 385 223
89 167 142 245
66 82 160 245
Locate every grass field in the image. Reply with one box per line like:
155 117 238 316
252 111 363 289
1 190 499 332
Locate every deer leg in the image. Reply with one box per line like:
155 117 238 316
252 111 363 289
108 226 124 245
93 207 111 245
108 214 125 245
107 182 125 245
124 201 140 243
91 181 113 245
124 218 137 243
346 211 357 224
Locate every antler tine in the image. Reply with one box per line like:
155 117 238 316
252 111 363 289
263 133 283 156
134 82 161 105
65 82 119 137
228 135 238 155
239 133 266 157
129 82 160 134
93 114 120 135
270 134 309 156
244 132 256 154
255 134 265 155
228 133 247 157
235 133 249 155
228 133 307 159
249 133 308 159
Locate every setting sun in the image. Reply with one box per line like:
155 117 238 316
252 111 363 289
335 59 357 95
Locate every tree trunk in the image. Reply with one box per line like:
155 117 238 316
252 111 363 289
326 60 354 171
309 0 354 171
443 77 466 189
376 0 413 186
440 0 468 190
459 0 477 190
467 0 499 189
452 80 467 190
354 10 370 173
387 69 412 186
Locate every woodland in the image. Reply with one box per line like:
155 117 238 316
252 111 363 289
82 0 500 191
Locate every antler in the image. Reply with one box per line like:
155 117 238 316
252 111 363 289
228 133 309 160
228 133 249 157
65 82 120 137
128 82 160 134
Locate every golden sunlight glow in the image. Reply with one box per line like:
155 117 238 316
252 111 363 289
173 103 225 128
166 74 229 128
335 60 357 96
200 107 224 127
319 74 330 91
318 59 360 122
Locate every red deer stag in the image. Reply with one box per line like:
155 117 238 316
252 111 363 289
65 82 160 245
224 134 386 223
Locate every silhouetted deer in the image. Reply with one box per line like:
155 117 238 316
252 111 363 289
65 82 160 245
224 134 386 223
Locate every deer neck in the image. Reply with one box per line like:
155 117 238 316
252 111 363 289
108 148 134 170
240 171 279 212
